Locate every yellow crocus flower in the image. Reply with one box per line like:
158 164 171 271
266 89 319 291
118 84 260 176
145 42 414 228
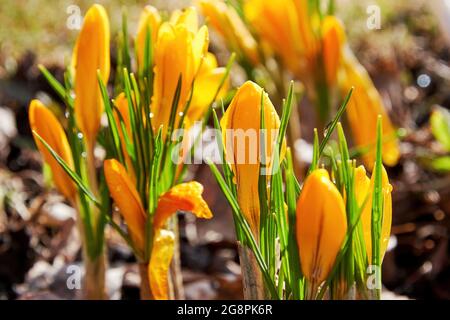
220 81 285 240
340 52 400 168
73 4 110 145
136 5 161 71
199 0 259 65
296 169 347 286
355 165 392 264
244 0 307 75
29 100 76 200
151 8 209 138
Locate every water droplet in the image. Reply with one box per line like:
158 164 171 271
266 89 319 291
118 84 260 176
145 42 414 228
149 112 154 119
417 74 431 88
323 121 333 137
178 111 184 117
70 92 76 99
77 132 83 139
81 152 87 158
65 111 70 118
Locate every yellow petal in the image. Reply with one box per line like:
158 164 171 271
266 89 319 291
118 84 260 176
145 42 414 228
28 100 76 200
151 19 207 138
171 6 199 33
153 182 213 230
73 4 110 144
244 0 308 75
358 165 393 263
114 93 135 178
188 53 229 124
321 16 344 86
148 229 175 300
136 5 161 70
296 169 347 284
220 81 285 239
104 159 146 252
341 53 400 168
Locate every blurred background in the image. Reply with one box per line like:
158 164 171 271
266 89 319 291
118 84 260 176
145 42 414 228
0 0 450 299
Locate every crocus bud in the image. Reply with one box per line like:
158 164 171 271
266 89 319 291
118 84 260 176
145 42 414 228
73 4 110 145
29 100 76 200
321 16 345 86
136 5 161 71
220 81 285 239
355 165 392 263
104 159 146 252
296 169 347 285
340 52 400 168
199 0 259 65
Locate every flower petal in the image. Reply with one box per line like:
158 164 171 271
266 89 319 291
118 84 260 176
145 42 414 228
153 182 213 230
296 169 347 284
29 100 76 200
148 229 175 300
104 159 146 252
73 4 110 144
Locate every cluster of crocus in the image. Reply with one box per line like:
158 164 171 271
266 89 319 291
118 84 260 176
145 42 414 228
210 80 393 300
30 4 110 299
30 4 229 300
200 0 401 169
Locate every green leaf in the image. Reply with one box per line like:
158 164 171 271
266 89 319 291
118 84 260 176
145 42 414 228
429 156 450 172
430 106 450 152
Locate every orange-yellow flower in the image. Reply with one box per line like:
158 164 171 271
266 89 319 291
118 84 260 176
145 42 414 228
73 4 110 145
29 100 76 200
151 7 209 138
136 5 161 71
340 52 400 168
355 165 392 263
321 16 345 86
199 0 259 65
296 169 347 285
220 81 285 239
104 159 146 253
244 0 318 77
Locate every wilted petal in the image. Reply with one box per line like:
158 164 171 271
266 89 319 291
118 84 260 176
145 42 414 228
29 100 76 200
148 229 175 300
153 182 213 230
